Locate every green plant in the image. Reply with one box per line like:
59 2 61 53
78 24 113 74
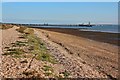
4 48 24 56
62 70 70 78
24 28 34 34
44 71 52 76
19 34 27 39
42 65 53 76
16 27 27 33
0 24 13 29
36 52 57 64
42 65 53 72
4 27 57 63
12 41 28 47
25 33 56 63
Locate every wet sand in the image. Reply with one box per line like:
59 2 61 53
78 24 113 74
40 28 119 46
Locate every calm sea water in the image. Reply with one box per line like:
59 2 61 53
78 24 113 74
81 25 119 33
34 25 119 33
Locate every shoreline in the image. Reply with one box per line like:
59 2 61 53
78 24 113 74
79 29 119 34
30 25 119 34
34 28 119 46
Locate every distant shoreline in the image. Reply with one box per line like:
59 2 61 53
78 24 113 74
79 29 120 34
33 26 119 34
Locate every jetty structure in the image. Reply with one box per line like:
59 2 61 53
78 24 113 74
1 22 94 28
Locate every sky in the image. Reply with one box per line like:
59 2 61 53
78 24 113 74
2 2 118 24
0 2 2 22
2 0 120 2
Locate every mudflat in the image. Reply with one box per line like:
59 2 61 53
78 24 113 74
40 28 119 46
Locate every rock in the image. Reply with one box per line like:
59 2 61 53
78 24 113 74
20 59 28 63
59 73 64 78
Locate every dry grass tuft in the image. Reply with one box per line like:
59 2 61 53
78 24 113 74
0 24 13 30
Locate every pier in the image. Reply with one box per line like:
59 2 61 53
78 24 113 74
1 23 94 27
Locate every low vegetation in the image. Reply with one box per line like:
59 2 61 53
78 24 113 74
62 70 70 78
42 65 53 76
0 24 13 30
16 26 27 33
3 48 24 58
4 27 57 63
3 26 58 77
12 41 28 47
21 28 57 63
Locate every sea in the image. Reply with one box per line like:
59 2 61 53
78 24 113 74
81 25 119 33
33 25 119 33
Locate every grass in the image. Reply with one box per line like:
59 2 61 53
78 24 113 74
19 34 28 39
42 65 53 72
21 28 56 64
25 31 57 64
0 24 13 30
42 65 53 76
4 27 57 63
4 48 25 58
44 71 53 76
12 41 28 47
24 28 34 34
16 26 27 33
36 52 57 64
2 26 59 77
4 48 24 56
62 70 70 78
